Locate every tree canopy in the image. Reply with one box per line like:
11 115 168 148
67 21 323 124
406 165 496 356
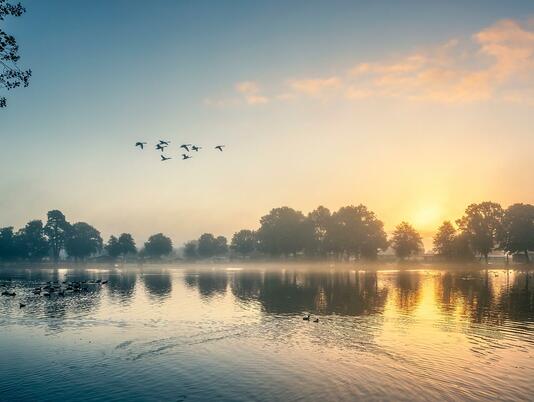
144 233 172 258
501 203 534 262
64 222 103 260
391 222 423 259
0 0 31 107
456 202 503 262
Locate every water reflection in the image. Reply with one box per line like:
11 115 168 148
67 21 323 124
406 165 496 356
0 265 533 401
141 269 172 299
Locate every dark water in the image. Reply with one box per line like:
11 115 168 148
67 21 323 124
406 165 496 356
0 264 532 401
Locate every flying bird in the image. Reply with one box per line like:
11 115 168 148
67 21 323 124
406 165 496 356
180 144 192 152
159 140 170 146
161 155 172 161
135 142 147 149
182 154 192 160
215 145 225 152
191 145 202 152
156 144 166 152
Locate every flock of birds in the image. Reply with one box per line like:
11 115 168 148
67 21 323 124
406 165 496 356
135 140 226 162
1 279 109 308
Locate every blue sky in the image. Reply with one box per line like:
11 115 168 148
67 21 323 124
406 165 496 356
1 0 534 247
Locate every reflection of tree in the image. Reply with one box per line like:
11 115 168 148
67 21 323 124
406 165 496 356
395 271 421 313
184 270 228 298
107 269 137 303
498 274 534 322
227 270 388 316
142 270 172 299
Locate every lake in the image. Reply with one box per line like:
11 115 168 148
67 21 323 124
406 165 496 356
0 263 532 401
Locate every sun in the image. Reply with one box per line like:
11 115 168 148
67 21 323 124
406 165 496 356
411 204 443 230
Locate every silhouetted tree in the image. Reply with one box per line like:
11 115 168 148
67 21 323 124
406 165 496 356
456 202 503 262
215 235 228 255
0 226 17 260
15 220 48 260
0 0 31 107
451 232 475 261
118 233 137 256
105 235 121 259
328 205 388 259
197 233 227 258
391 222 423 259
144 233 172 259
501 203 534 262
44 210 71 262
183 240 197 259
306 206 332 256
256 207 312 256
230 229 257 255
433 221 456 259
65 222 103 260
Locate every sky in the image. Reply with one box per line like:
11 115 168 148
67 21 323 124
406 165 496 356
1 0 534 249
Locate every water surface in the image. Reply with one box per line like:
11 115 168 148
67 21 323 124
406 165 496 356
0 264 532 401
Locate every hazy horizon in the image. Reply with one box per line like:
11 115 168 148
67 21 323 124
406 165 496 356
2 0 534 249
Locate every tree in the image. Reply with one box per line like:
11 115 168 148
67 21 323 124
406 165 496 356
118 233 137 256
144 233 172 259
1 0 31 107
256 207 312 256
501 203 534 262
65 222 103 260
105 235 121 259
328 205 388 259
433 221 474 261
306 206 332 256
456 202 503 263
15 220 48 260
44 210 71 262
231 229 257 255
0 226 17 260
433 221 456 259
197 233 218 258
391 222 423 259
215 235 228 256
183 241 198 259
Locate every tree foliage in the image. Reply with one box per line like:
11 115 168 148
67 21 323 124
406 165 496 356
256 207 311 256
15 220 48 260
391 222 423 259
456 202 503 262
230 229 257 255
501 203 534 262
65 222 103 260
0 0 31 107
144 233 172 258
44 210 71 262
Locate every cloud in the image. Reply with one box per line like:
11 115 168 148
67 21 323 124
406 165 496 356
235 81 269 105
288 77 341 96
208 19 534 107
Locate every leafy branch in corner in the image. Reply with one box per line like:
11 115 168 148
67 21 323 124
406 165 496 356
0 0 31 107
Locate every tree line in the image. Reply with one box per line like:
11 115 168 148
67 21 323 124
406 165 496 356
1 201 534 263
0 210 173 262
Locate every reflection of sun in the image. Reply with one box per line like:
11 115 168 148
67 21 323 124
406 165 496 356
412 205 443 230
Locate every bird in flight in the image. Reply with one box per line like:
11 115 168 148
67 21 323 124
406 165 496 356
215 145 225 152
182 154 192 160
135 142 147 149
191 145 202 152
159 140 170 146
161 155 171 161
180 144 192 152
156 144 166 152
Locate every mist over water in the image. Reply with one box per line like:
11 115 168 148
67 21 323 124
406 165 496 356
0 264 532 401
